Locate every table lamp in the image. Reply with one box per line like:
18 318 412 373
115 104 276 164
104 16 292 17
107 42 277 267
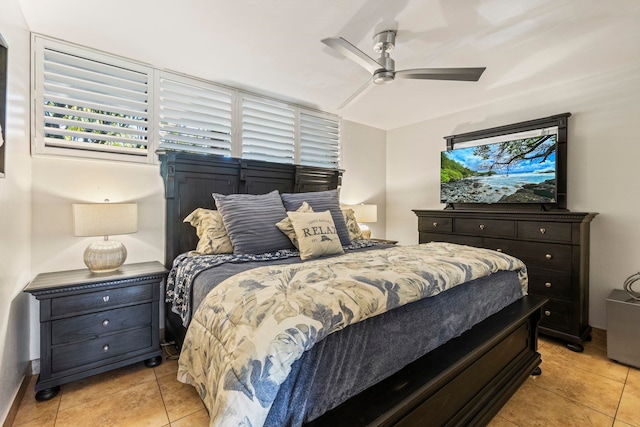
345 204 377 239
73 200 138 273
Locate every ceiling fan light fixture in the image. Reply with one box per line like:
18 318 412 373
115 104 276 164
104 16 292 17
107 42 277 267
373 70 394 84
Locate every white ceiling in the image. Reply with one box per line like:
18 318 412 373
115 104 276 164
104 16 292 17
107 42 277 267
17 0 640 130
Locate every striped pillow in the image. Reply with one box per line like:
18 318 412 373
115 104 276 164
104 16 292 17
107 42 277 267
212 190 294 254
281 189 352 246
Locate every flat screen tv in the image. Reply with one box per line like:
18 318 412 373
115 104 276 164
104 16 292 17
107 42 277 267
440 134 557 204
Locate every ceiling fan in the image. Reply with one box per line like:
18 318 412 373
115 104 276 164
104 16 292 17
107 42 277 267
321 30 486 109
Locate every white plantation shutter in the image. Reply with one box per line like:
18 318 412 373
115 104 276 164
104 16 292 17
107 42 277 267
157 72 233 156
299 110 340 168
33 36 152 161
241 95 295 164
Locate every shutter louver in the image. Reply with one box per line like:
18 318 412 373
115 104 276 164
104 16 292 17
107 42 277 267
299 111 340 168
241 96 295 164
41 47 149 156
157 74 233 156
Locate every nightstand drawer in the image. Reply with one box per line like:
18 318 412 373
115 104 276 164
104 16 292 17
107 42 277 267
52 326 152 373
518 221 572 243
52 303 152 345
51 283 154 317
485 239 571 271
527 269 572 300
455 219 514 237
418 217 452 233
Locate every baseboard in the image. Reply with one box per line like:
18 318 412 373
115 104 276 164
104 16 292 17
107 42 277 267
2 361 32 427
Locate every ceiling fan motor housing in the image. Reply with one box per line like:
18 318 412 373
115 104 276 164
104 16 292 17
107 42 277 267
373 30 396 83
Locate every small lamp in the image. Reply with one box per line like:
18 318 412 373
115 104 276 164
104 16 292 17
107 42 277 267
345 204 377 239
73 200 138 273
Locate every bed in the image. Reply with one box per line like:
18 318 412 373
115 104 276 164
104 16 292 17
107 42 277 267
159 151 546 427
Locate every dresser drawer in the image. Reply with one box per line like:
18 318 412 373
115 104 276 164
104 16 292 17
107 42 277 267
485 239 571 271
52 303 152 345
52 326 152 373
539 299 572 332
455 219 514 237
419 232 482 248
527 269 572 301
517 221 572 243
418 217 452 233
51 283 154 317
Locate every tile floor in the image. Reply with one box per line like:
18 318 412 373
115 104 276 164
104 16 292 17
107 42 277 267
10 330 640 427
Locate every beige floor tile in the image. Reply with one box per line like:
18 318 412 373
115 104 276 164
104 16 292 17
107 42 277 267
58 362 157 411
617 374 640 426
12 411 57 427
157 371 205 422
55 379 169 427
154 356 179 379
497 380 614 426
487 414 519 426
537 345 625 417
12 376 60 427
541 337 629 383
170 408 210 427
613 420 636 427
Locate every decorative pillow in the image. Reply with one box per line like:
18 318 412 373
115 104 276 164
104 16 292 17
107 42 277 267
342 208 364 240
275 202 314 248
183 208 233 254
280 189 352 246
212 190 294 254
287 210 344 260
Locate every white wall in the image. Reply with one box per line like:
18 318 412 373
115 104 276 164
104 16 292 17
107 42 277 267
0 0 34 423
340 120 387 239
386 64 640 329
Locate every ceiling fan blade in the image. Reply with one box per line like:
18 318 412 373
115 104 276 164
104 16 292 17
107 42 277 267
321 37 382 75
395 67 486 82
338 79 374 109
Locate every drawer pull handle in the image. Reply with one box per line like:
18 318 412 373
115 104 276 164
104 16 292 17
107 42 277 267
545 282 552 288
496 248 503 252
102 295 110 303
102 319 110 327
479 224 485 230
544 310 551 316
432 222 438 227
540 228 546 234
545 254 553 260
103 344 110 352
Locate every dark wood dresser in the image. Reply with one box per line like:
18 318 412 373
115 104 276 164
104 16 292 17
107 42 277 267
414 209 597 351
24 261 167 400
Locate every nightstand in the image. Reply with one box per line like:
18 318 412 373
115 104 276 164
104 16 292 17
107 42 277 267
24 261 168 401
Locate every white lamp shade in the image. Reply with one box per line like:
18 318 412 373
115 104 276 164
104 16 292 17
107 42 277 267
73 203 138 237
345 204 377 223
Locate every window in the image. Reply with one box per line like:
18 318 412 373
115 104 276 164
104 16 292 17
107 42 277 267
32 36 153 163
156 72 233 157
32 34 341 168
241 94 295 164
299 110 340 168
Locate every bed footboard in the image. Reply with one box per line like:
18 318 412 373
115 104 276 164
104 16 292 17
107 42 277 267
306 295 547 427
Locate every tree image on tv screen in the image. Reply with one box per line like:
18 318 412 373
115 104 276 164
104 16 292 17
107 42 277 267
441 135 557 204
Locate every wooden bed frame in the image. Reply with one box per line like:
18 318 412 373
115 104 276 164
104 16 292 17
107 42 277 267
159 151 546 426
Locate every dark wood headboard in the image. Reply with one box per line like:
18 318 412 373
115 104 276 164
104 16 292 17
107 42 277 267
158 151 343 268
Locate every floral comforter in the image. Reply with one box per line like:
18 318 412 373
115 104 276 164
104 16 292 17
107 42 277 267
177 242 528 427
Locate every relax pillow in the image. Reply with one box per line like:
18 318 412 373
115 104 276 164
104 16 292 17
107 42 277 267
275 202 314 248
287 210 344 260
212 190 294 254
342 208 364 241
183 208 233 254
281 189 352 246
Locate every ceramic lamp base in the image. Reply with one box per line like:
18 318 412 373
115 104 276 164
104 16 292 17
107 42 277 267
84 239 127 273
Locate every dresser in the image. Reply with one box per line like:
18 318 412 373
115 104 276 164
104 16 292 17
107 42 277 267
413 210 597 352
24 261 168 401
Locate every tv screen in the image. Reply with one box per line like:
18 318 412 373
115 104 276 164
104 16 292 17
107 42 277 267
440 134 557 204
